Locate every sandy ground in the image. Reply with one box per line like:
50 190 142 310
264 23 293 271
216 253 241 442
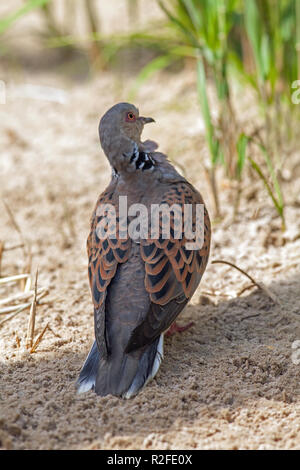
1 1 300 451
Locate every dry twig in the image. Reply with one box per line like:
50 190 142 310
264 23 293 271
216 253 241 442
2 200 32 289
0 303 33 314
237 283 257 296
21 249 32 291
2 200 27 258
15 335 21 348
0 291 48 326
26 270 38 349
0 286 47 306
211 259 280 305
0 240 4 276
30 323 49 353
0 273 30 285
2 243 25 252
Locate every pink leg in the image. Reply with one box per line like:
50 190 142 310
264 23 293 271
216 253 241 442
165 321 194 337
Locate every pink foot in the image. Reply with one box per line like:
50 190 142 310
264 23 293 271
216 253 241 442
165 321 194 337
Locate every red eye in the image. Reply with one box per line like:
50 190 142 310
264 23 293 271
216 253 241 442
126 112 136 122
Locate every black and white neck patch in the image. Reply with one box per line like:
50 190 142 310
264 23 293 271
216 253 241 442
124 143 155 171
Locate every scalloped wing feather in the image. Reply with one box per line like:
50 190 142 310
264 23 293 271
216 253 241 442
141 182 210 304
125 181 211 352
87 187 131 356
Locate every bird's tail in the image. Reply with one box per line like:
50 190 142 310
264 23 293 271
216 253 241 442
76 335 163 398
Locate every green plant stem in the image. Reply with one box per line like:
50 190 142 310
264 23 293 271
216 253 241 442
85 0 102 62
249 157 285 230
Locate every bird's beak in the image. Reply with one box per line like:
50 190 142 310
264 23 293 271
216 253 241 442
138 116 155 124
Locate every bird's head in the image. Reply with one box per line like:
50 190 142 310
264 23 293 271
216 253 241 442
98 103 155 167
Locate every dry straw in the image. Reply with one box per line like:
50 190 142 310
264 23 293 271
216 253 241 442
25 269 38 349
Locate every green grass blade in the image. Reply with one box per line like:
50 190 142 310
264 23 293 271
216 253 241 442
196 56 219 165
181 0 202 32
236 133 249 179
158 0 199 48
244 0 265 82
128 54 176 101
249 157 285 226
257 142 284 209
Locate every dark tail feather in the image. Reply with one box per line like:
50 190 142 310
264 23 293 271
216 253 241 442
76 341 100 394
76 334 162 398
122 334 163 399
